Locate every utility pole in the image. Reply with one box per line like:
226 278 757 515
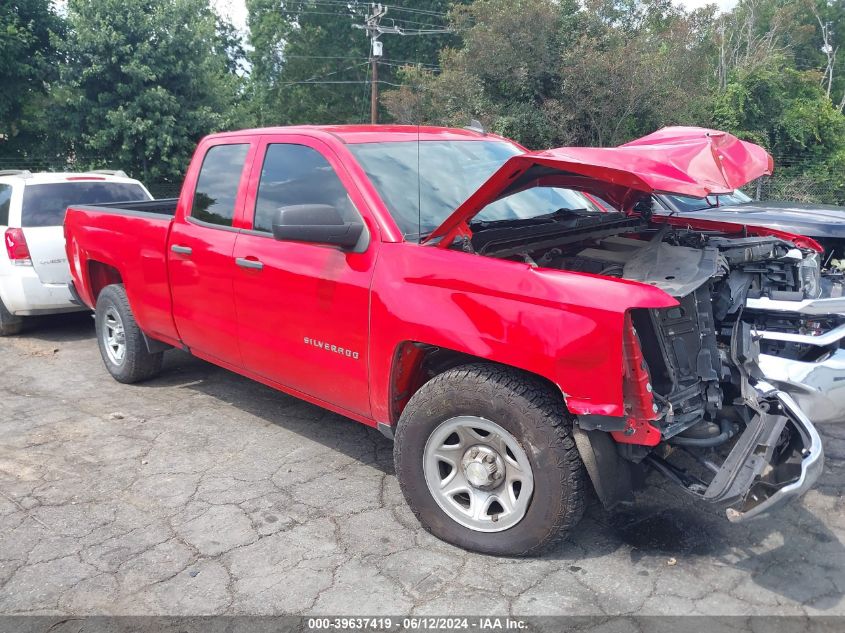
363 4 387 124
355 3 451 125
370 57 379 124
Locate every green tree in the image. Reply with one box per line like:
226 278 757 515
384 0 715 148
60 0 243 183
246 0 463 126
0 0 65 161
714 59 845 202
384 0 579 146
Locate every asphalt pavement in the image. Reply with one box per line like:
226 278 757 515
1 313 843 616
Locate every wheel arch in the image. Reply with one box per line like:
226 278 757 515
386 340 567 426
386 341 634 512
87 260 124 303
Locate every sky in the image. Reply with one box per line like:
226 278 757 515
212 0 740 35
212 0 249 32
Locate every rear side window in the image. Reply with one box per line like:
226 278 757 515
20 181 150 228
191 143 249 227
252 143 357 233
0 185 11 225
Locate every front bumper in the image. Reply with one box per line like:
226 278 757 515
724 389 824 522
650 385 824 522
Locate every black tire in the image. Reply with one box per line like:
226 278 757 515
95 284 163 383
0 296 23 336
394 363 586 556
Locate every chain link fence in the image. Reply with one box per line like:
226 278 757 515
752 175 843 206
743 154 845 206
146 183 182 199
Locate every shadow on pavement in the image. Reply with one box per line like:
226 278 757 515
547 477 845 608
19 310 94 342
141 348 396 474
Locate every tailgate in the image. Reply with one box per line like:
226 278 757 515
21 226 72 285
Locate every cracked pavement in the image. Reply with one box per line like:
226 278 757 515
1 313 844 616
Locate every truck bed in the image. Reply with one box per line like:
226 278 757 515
77 198 179 216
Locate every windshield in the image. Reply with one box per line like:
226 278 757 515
348 140 602 239
666 189 753 213
21 181 150 228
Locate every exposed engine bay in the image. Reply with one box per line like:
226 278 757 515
462 209 831 518
468 210 828 428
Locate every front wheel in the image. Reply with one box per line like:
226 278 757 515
95 284 163 383
394 363 586 556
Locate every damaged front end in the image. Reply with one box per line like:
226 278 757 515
423 126 828 520
645 383 824 521
561 227 827 520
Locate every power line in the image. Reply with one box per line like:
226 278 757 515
305 1 451 19
283 54 367 60
378 60 440 71
277 8 451 32
353 3 451 123
292 61 370 84
283 54 439 66
281 80 405 86
278 6 450 30
278 10 361 19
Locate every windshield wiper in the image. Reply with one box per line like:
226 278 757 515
470 207 593 230
542 207 589 219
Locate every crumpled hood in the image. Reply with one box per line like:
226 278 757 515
425 126 773 246
674 201 845 239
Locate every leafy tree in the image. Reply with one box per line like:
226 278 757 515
246 0 464 126
384 0 715 148
246 0 369 126
0 0 65 160
557 0 716 145
60 0 244 183
714 59 845 202
384 0 580 146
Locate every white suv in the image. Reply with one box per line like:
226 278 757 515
0 170 152 335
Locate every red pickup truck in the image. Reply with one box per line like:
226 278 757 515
64 125 824 555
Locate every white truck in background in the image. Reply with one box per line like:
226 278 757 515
0 170 152 335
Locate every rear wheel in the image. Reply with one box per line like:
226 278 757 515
0 297 23 336
394 363 586 556
95 284 163 383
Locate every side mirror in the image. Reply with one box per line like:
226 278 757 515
272 204 364 249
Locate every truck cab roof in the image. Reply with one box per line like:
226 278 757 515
204 124 507 145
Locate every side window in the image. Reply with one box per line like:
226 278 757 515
253 143 357 234
0 184 12 226
191 143 249 226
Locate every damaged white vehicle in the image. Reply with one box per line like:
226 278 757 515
622 129 845 427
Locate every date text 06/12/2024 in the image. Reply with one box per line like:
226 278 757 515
306 617 528 630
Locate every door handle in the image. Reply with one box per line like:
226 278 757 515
171 245 192 255
235 257 264 271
